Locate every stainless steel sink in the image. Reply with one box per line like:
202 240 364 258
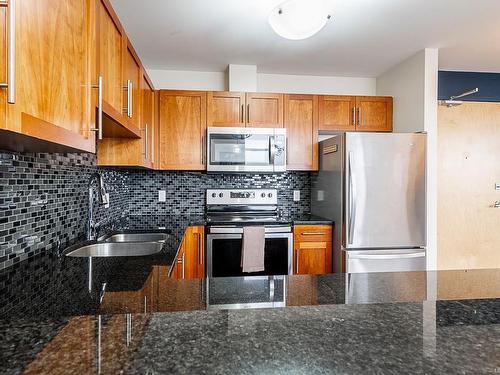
101 233 170 243
66 242 163 258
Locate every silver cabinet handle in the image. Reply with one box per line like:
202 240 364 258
0 0 15 103
90 76 103 140
181 253 185 279
247 103 250 123
357 107 361 126
198 233 203 265
123 80 132 117
240 104 244 123
128 80 133 118
201 134 205 165
352 106 356 126
301 232 326 236
141 124 148 159
348 151 356 245
145 123 149 159
295 248 300 274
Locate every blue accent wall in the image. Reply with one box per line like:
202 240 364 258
438 71 500 102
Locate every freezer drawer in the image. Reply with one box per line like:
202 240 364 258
345 249 426 273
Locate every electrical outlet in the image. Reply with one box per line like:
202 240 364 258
158 190 166 202
293 190 300 202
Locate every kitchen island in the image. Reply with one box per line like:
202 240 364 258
1 215 499 374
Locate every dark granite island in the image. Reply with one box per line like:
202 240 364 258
1 215 500 374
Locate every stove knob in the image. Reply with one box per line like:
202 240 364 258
261 193 266 198
268 193 273 198
211 193 217 198
219 193 224 198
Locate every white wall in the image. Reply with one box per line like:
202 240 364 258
148 69 227 91
258 73 376 95
376 48 439 272
148 68 376 96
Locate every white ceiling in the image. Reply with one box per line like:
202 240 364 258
110 0 500 77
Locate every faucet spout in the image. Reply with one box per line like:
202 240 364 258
87 173 110 241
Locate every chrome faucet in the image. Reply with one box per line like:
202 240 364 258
87 173 109 240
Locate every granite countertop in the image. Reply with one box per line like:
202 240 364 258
2 215 500 374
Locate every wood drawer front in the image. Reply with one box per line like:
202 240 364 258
294 225 332 242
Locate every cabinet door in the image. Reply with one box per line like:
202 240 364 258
183 226 205 279
355 96 393 132
295 241 332 275
318 96 356 131
284 94 318 171
124 41 142 127
246 93 283 128
0 5 5 128
159 90 206 170
97 0 124 115
2 0 94 151
207 91 245 127
142 75 155 165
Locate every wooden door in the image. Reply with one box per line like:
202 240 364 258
284 94 318 171
207 91 245 127
159 90 206 170
438 102 500 270
246 93 283 128
124 41 142 127
355 96 393 132
318 96 356 131
2 0 94 151
0 5 5 128
97 0 124 115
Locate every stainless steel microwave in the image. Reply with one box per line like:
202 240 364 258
207 127 287 173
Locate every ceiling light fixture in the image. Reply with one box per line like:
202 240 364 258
268 0 332 40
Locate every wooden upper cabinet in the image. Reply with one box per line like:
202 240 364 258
142 74 155 165
355 96 393 132
284 94 318 171
0 0 95 152
246 93 283 128
97 0 124 115
124 41 142 127
159 90 206 170
293 225 333 275
207 91 245 127
318 96 356 131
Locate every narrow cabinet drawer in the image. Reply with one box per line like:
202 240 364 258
294 225 332 242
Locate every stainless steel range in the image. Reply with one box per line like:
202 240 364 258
205 189 293 277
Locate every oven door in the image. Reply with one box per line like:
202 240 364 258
207 230 293 277
207 127 286 172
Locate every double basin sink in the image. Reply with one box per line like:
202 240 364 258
66 232 169 258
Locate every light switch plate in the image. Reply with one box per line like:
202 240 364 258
158 190 166 202
293 190 300 202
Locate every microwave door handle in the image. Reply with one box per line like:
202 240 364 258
269 136 276 165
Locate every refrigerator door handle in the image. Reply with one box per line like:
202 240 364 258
349 252 426 260
348 151 356 245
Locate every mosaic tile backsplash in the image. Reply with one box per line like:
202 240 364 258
0 151 311 270
0 152 127 271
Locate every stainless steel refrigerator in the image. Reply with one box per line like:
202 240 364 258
312 132 427 274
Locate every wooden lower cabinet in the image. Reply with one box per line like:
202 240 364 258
170 226 205 279
293 224 333 275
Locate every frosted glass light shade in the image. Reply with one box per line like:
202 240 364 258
268 0 331 40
